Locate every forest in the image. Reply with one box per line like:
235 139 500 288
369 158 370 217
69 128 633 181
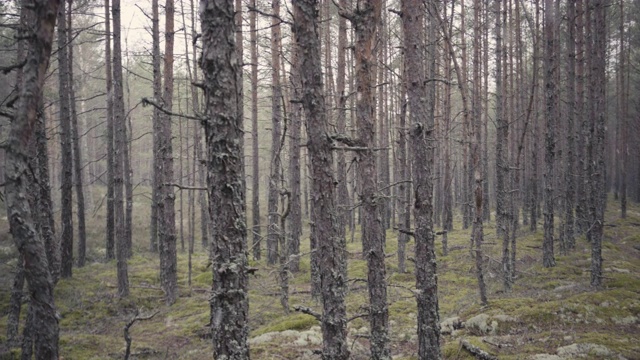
0 0 639 359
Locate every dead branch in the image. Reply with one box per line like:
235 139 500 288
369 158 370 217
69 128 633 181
293 305 321 321
124 310 160 360
460 339 498 360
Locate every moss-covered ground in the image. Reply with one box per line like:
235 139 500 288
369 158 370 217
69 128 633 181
0 193 639 359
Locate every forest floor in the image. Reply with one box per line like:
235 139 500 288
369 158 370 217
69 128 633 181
0 196 639 359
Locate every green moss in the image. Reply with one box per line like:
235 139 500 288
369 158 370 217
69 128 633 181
253 313 317 335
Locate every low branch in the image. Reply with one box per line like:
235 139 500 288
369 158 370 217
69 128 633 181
164 183 207 191
0 59 26 74
141 97 202 121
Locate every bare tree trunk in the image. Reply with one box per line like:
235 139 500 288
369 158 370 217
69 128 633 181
159 0 177 304
249 0 261 260
473 0 488 305
397 63 409 272
403 0 442 357
542 0 557 268
589 0 606 288
335 0 349 242
105 0 115 260
351 0 390 356
618 0 628 219
200 0 250 356
58 0 74 279
564 0 576 250
288 43 303 273
150 0 161 253
442 0 453 231
112 0 130 297
67 0 87 267
482 0 490 222
267 0 283 265
293 0 349 356
5 0 61 356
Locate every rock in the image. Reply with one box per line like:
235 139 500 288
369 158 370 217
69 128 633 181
557 343 612 358
493 314 517 323
553 283 579 292
466 314 494 335
440 316 463 335
530 354 563 360
600 301 611 307
249 332 277 345
608 267 630 274
612 316 638 325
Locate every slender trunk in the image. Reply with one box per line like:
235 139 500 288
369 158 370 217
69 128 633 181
267 0 283 265
250 0 261 260
288 43 303 272
542 0 557 268
335 0 349 241
473 0 488 305
397 64 409 271
589 0 606 288
564 0 576 250
293 0 349 356
67 1 87 267
58 0 74 279
353 0 390 356
150 0 162 253
112 0 130 296
105 0 115 259
201 0 250 356
159 0 177 304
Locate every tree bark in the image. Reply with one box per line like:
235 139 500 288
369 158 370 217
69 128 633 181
473 0 488 305
159 0 177 304
67 0 87 267
58 0 74 279
288 42 303 273
564 0 576 250
5 0 61 357
543 0 557 268
352 0 390 356
150 0 161 253
403 0 442 358
200 0 250 356
105 0 115 260
112 0 130 296
293 0 349 357
250 0 261 260
589 0 607 288
267 0 283 265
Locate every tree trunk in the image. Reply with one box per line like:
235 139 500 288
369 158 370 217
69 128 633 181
352 0 390 356
6 257 25 348
5 0 61 356
58 0 74 279
112 0 130 297
159 0 177 304
105 0 116 260
542 0 557 268
288 42 303 273
589 0 606 288
403 0 442 358
293 0 349 356
200 0 250 356
150 0 161 253
249 0 261 260
473 0 488 305
67 0 87 267
564 0 576 250
267 0 283 265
